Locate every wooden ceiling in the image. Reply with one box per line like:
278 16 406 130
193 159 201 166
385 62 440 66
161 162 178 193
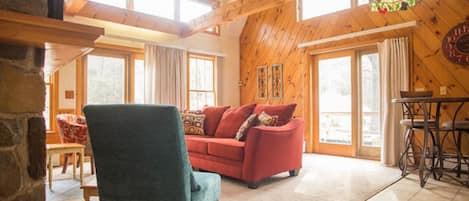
64 0 292 37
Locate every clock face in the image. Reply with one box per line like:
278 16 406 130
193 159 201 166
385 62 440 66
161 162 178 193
442 21 469 65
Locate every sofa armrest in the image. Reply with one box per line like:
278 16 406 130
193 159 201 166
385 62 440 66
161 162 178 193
242 118 304 182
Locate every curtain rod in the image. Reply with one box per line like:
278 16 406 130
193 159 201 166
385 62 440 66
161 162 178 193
298 21 417 48
104 34 227 57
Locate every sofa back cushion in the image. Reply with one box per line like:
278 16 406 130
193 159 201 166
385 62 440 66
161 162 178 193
253 104 297 126
215 104 256 138
202 106 230 136
181 113 205 135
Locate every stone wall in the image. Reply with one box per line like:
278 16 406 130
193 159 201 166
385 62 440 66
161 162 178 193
0 0 48 201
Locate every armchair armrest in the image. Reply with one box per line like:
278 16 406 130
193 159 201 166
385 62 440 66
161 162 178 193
242 118 304 182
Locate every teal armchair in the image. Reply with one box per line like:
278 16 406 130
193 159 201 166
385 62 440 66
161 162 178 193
83 105 221 201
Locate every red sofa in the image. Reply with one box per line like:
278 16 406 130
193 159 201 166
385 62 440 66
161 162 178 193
185 104 304 188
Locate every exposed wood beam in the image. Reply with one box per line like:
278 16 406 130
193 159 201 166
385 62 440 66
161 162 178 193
73 1 189 36
182 0 292 37
64 0 89 15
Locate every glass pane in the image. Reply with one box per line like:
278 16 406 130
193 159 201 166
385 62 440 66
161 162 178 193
302 0 351 20
134 0 175 20
180 0 213 23
91 0 126 8
358 0 369 5
134 59 145 104
87 55 125 104
318 56 352 145
361 53 380 147
44 84 51 130
189 57 214 91
189 92 215 110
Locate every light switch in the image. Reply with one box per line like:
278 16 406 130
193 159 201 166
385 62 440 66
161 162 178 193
440 86 447 96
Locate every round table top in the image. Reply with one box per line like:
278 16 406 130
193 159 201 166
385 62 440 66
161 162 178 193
392 97 469 103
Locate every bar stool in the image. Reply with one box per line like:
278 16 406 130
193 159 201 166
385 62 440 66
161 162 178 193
441 117 469 181
399 91 437 176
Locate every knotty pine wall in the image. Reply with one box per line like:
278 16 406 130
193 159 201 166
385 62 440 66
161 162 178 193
239 0 469 152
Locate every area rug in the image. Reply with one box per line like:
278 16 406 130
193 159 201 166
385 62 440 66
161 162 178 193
46 154 401 201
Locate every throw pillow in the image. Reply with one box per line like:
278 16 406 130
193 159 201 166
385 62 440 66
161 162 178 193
214 104 256 138
202 106 231 136
181 113 205 135
253 103 297 126
234 114 258 141
257 111 278 126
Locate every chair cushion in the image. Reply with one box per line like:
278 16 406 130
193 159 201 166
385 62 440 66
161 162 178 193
442 121 469 130
208 139 245 161
253 104 296 126
185 135 212 154
181 113 206 135
191 172 221 201
215 104 256 138
202 106 230 136
400 119 436 128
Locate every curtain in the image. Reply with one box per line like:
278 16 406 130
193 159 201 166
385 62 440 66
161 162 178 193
216 56 224 106
379 37 410 166
144 44 187 110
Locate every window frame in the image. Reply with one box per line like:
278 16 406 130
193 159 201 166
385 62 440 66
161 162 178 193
44 73 58 133
187 53 217 110
298 0 369 21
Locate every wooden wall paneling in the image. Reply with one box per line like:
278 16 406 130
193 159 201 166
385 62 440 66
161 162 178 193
240 0 469 152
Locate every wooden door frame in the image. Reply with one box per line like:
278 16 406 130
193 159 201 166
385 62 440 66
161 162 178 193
312 50 357 157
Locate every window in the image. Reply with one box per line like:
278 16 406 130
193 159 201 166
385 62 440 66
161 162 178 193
205 25 220 35
44 75 52 130
86 54 126 104
134 59 145 104
300 0 367 20
91 0 126 8
91 0 213 23
188 54 216 110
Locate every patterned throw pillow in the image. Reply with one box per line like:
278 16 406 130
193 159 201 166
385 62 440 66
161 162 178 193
257 111 278 126
181 113 205 135
234 114 258 141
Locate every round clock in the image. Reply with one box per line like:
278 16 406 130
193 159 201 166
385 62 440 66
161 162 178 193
442 20 469 65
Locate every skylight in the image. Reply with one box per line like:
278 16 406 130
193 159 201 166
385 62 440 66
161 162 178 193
134 0 175 20
91 0 126 8
301 0 351 20
180 0 213 23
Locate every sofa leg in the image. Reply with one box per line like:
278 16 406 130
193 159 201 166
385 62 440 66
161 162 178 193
247 182 258 189
289 169 300 177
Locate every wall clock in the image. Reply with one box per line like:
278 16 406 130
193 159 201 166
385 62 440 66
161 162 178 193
442 20 469 65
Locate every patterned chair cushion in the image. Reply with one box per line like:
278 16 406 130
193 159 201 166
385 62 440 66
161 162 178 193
56 114 88 145
181 113 206 135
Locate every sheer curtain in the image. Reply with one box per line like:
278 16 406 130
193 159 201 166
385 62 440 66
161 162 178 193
379 37 410 166
144 44 187 110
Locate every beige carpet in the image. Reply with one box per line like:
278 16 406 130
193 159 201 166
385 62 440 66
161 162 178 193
46 154 401 201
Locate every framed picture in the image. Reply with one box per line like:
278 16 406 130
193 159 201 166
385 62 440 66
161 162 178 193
271 64 283 99
256 66 268 99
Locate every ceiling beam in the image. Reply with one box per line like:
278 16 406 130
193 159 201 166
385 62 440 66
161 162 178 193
181 0 292 37
71 1 188 36
64 0 89 15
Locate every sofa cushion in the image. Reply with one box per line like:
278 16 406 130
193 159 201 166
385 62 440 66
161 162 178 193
257 111 278 126
207 139 245 161
202 106 230 136
214 104 256 138
181 113 205 135
185 135 212 154
253 104 296 126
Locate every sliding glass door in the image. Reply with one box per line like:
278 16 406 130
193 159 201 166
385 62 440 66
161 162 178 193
313 49 380 158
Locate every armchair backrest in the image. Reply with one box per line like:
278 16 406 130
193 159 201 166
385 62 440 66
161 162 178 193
83 104 192 201
400 91 433 120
